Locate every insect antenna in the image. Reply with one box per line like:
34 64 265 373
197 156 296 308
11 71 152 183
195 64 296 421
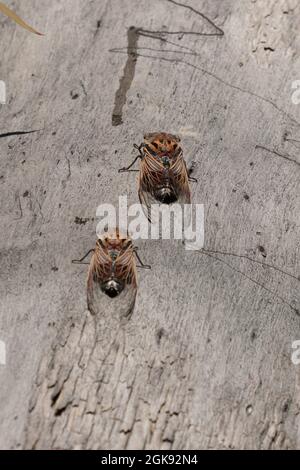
72 249 95 265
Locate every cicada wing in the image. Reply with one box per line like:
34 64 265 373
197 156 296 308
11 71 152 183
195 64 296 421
115 248 138 317
177 176 191 226
177 182 191 204
87 278 137 318
171 156 191 204
87 252 137 318
139 155 164 224
162 156 191 241
138 185 160 224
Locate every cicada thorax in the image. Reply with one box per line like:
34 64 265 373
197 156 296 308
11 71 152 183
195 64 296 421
87 231 137 316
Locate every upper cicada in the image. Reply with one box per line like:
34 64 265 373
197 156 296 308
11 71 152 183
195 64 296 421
119 132 196 221
72 228 150 317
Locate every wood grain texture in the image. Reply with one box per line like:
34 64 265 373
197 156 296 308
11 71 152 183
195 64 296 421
0 0 300 449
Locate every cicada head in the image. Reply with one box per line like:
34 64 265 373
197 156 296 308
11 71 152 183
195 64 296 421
99 227 130 253
98 227 130 246
143 132 182 161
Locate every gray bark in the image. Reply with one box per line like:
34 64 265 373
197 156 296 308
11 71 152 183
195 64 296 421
0 0 300 449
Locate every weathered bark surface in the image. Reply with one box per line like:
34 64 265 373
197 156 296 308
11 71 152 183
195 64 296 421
0 0 300 449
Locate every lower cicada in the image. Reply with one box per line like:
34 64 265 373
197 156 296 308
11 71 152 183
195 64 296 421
119 132 196 221
72 229 150 317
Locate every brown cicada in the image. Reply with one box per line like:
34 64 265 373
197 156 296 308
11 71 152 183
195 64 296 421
119 132 196 221
72 229 150 317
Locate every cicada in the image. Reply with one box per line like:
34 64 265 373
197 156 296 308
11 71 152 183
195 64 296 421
119 132 196 221
72 229 150 317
